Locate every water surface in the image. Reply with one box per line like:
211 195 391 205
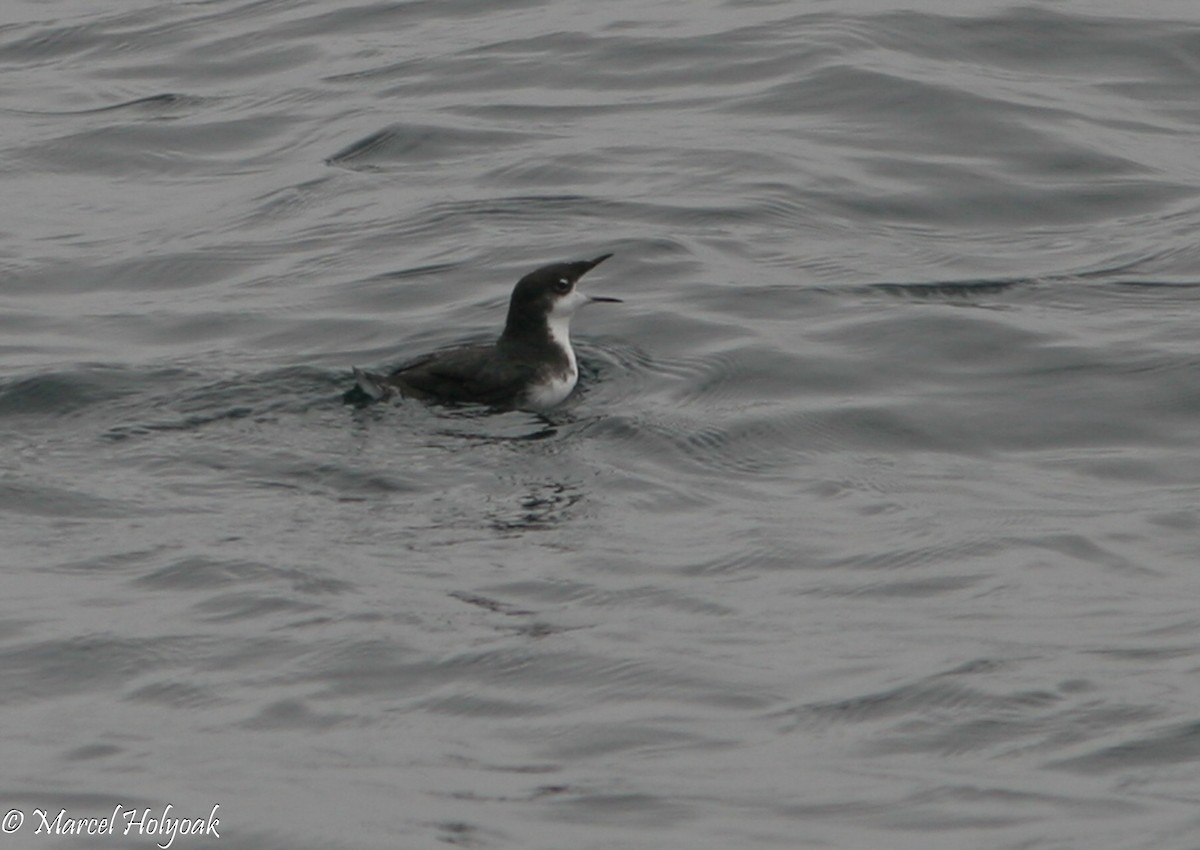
3 1 1200 848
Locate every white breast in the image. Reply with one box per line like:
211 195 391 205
522 310 578 410
524 370 577 410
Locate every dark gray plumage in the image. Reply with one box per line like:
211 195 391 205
345 254 620 411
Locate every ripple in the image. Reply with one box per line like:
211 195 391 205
0 365 165 416
0 635 192 705
0 92 199 117
589 398 859 481
133 555 353 595
127 680 224 709
0 22 105 62
0 478 135 519
326 123 539 170
103 366 341 439
477 578 735 617
240 698 354 731
17 114 300 175
5 2 1200 846
582 344 739 406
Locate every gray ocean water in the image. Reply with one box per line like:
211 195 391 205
3 1 1200 848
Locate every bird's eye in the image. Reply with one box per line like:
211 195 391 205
554 277 572 294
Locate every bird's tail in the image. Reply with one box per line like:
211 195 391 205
342 367 386 405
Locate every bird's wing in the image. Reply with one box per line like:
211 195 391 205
387 347 534 406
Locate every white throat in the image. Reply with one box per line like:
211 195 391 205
547 288 590 377
521 296 582 411
546 309 577 377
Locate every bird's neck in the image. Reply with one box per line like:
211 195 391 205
499 312 575 373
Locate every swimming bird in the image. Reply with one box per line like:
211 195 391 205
344 254 621 411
